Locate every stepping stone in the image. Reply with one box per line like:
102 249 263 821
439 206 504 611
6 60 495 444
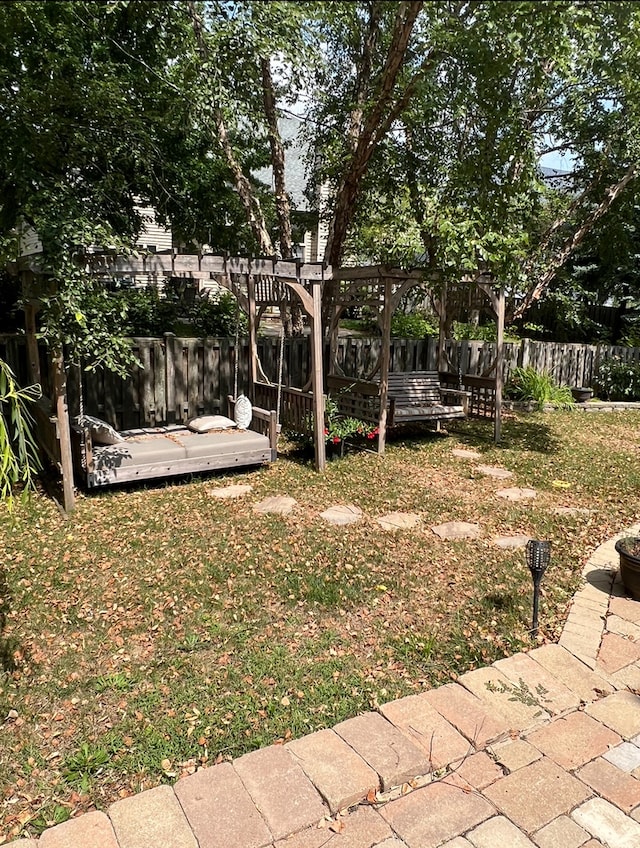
376 512 420 531
476 465 513 479
496 487 537 502
552 506 593 516
572 797 640 847
319 504 363 526
431 521 481 540
253 496 297 515
207 484 253 499
494 535 530 549
452 448 482 459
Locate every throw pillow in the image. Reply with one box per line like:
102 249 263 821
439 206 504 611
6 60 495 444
187 415 237 433
233 394 252 430
77 414 124 445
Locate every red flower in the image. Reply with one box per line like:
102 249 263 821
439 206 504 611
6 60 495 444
324 427 329 435
332 436 341 444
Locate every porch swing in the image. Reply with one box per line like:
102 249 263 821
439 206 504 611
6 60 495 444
72 316 279 489
324 269 471 450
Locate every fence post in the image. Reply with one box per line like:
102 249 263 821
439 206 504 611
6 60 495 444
164 332 176 424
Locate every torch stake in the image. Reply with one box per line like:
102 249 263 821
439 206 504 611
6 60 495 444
526 540 551 639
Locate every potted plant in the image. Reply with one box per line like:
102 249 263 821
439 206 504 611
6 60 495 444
324 397 378 458
571 386 594 403
615 536 640 600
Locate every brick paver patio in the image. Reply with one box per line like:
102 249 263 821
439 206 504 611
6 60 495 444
11 525 640 848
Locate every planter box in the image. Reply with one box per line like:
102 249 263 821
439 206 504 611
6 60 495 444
571 387 593 403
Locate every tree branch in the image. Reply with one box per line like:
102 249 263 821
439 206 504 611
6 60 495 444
187 0 273 255
513 163 639 319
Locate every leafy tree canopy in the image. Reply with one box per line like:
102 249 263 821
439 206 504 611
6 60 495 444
2 0 640 363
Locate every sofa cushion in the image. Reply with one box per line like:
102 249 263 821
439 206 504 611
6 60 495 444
78 414 124 445
188 415 237 433
177 430 269 459
94 437 188 469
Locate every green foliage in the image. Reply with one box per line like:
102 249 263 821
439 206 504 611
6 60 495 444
0 0 221 371
620 298 640 346
62 743 110 791
101 287 245 338
391 311 437 339
114 287 177 338
188 292 246 338
29 805 71 836
37 265 139 375
452 322 521 343
505 366 575 410
292 394 378 447
323 396 378 446
0 360 41 505
340 307 438 339
93 672 131 694
595 357 640 401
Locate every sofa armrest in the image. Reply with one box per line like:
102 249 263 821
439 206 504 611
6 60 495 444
227 396 280 458
439 387 471 414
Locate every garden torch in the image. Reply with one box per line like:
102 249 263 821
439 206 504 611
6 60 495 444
526 540 551 639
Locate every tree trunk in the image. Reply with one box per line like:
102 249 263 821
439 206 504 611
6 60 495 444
261 56 304 335
188 1 273 256
261 57 293 260
324 1 424 268
513 163 639 320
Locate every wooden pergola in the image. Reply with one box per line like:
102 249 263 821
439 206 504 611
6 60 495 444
324 265 506 447
15 251 506 511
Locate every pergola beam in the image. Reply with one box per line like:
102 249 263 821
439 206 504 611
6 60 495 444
14 251 506 490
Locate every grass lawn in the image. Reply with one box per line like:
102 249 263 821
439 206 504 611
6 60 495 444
1 409 639 841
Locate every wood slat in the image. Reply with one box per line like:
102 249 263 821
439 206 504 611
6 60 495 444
7 333 639 439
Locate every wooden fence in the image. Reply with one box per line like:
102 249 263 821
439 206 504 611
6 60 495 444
2 333 640 430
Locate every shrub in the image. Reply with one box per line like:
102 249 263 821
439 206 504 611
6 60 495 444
118 287 178 336
505 366 574 410
453 322 521 342
189 292 246 338
0 360 41 504
340 309 438 338
111 287 245 338
595 357 640 401
391 312 437 338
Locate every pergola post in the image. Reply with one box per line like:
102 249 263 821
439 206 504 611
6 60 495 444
22 271 42 386
309 279 326 470
247 274 258 396
51 347 75 512
494 287 505 443
377 278 393 454
437 280 448 373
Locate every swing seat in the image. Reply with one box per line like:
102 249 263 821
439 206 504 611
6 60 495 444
72 403 278 488
326 371 469 428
